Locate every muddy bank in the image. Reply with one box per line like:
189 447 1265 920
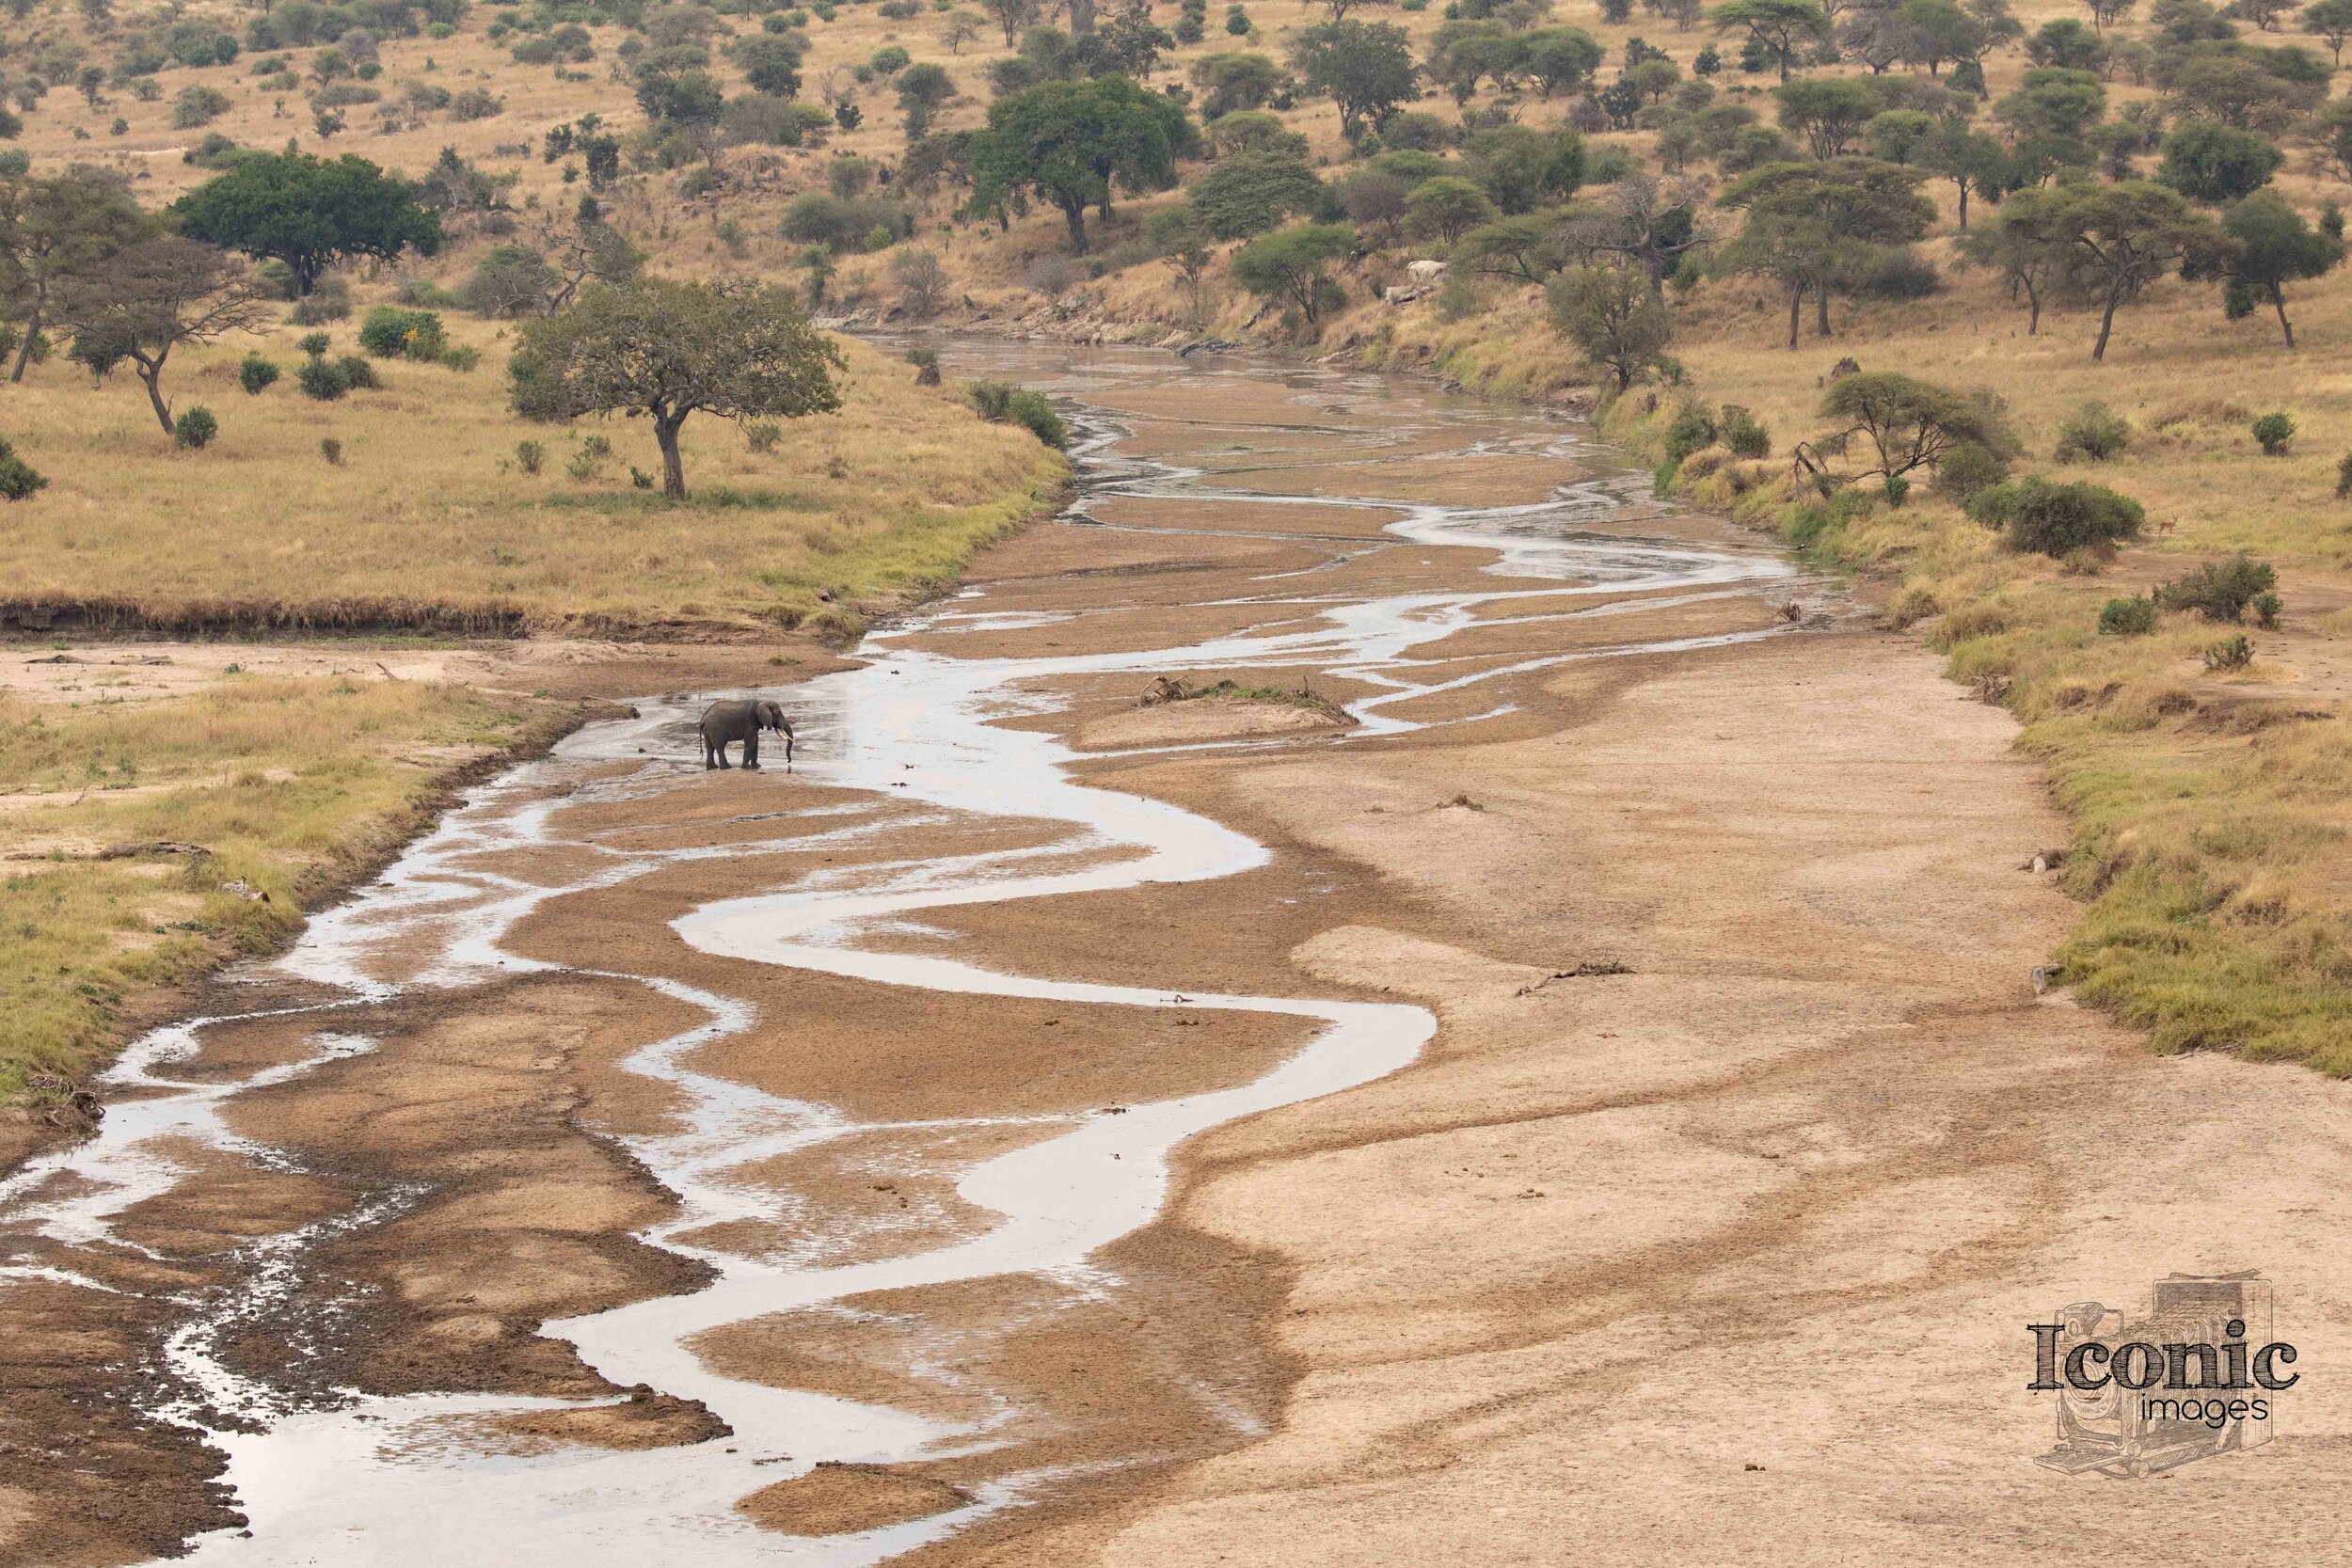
3 344 2343 1568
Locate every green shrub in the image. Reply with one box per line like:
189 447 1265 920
286 274 352 325
1720 404 1770 458
320 436 343 465
2097 594 2157 636
515 438 544 474
968 380 1069 449
1934 440 2009 501
1964 476 2144 557
2203 633 2253 672
1661 404 1717 466
296 356 351 400
358 305 448 360
0 436 47 500
238 354 279 394
338 355 380 389
2253 590 2281 627
2159 554 2278 622
172 405 218 450
744 420 782 451
295 331 332 359
2054 401 2129 463
2337 451 2352 499
2252 411 2295 455
1883 472 1910 506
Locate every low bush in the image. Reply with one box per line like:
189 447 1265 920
296 356 350 400
172 406 218 450
2054 401 2130 463
286 275 352 325
0 436 47 500
1661 404 1717 467
238 354 279 394
515 438 544 474
1964 476 2144 557
2097 594 2157 636
968 380 1069 450
2158 554 2278 623
2203 633 2253 672
1719 404 1770 458
1933 440 2009 502
357 305 449 361
2252 411 2295 455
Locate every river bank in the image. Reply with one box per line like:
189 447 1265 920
3 343 2346 1567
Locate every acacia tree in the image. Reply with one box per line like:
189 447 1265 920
1230 221 1355 323
1920 117 2009 229
2085 0 2136 28
508 276 843 500
1709 0 1833 80
1565 174 1709 298
1547 262 1672 389
0 163 157 383
2046 180 2229 357
981 0 1041 45
2305 0 2352 61
58 238 270 436
2215 189 2344 347
167 151 440 295
1820 371 2012 479
1956 183 2069 332
967 75 1192 252
1288 19 1419 139
1720 156 1934 336
1775 76 1885 158
1148 199 1214 327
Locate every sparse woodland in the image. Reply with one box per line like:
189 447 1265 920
1 0 2351 1087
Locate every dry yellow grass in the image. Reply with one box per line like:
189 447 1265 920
0 326 1061 634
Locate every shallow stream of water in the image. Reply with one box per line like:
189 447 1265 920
0 345 1795 1564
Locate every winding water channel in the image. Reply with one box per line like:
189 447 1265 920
0 343 1799 1563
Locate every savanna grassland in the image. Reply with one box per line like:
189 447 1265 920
2 0 2349 1115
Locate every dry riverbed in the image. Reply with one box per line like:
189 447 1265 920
3 346 2346 1567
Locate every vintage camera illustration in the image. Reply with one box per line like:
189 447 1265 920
2036 1272 2280 1480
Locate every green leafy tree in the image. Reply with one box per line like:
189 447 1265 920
0 164 158 384
967 76 1193 253
508 276 843 500
2086 0 2137 32
1455 213 1576 283
1148 199 1215 326
1288 19 1418 140
1524 26 1605 97
57 238 271 436
2214 189 2344 346
1821 371 2013 480
1861 108 1939 166
1717 212 1866 346
896 62 955 137
1405 176 1499 243
1463 124 1584 214
729 32 809 97
1956 183 2070 332
2155 117 2283 202
1918 118 2007 230
1721 156 1935 337
2303 0 2352 61
1189 51 1287 117
1775 76 1885 158
1190 150 1324 239
2044 180 2230 357
1565 174 1708 297
2160 44 2326 132
1546 262 1671 390
1229 221 1355 321
167 151 440 296
1708 0 1832 81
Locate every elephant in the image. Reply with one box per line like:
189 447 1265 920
700 699 794 771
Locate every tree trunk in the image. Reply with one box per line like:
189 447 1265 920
1787 285 1802 350
293 257 316 296
1059 197 1088 253
9 292 39 384
137 358 173 436
1816 282 1832 338
2092 288 2120 360
2026 277 2041 334
1068 0 1095 34
656 410 688 501
2275 291 2296 349
1956 181 1969 231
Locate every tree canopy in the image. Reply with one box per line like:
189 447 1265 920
1190 151 1326 240
967 75 1193 252
59 237 270 436
1230 221 1356 322
168 151 439 295
1820 371 2013 478
1709 0 1833 80
0 164 157 384
1288 20 1419 140
508 276 843 499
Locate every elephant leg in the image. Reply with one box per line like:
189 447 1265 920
704 736 718 770
743 732 761 770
